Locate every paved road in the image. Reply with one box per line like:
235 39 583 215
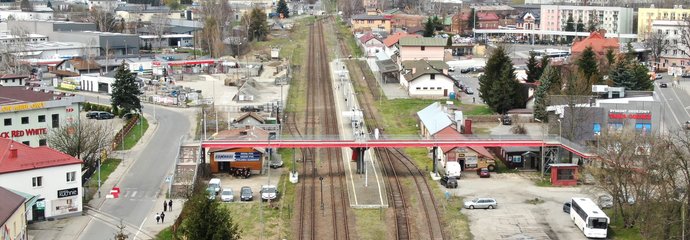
78 95 193 240
655 76 690 131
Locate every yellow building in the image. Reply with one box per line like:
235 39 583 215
0 187 27 240
350 14 392 33
638 7 690 40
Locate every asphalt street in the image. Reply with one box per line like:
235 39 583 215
655 76 690 131
77 95 192 240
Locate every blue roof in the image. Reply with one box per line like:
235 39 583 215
416 102 452 136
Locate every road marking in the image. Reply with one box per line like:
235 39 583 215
130 191 137 198
657 87 683 127
671 86 690 120
133 216 147 240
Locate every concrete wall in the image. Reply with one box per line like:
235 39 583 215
400 45 444 61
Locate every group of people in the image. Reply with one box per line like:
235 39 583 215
155 200 174 224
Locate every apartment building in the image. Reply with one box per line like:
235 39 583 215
638 5 690 40
650 20 689 68
540 5 633 34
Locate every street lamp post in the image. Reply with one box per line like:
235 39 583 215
558 119 562 162
319 176 324 214
535 118 548 176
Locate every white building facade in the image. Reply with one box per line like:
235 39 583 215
539 5 634 34
650 20 690 68
0 87 83 147
0 139 83 221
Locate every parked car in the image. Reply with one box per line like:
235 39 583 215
240 186 253 201
660 83 668 88
206 187 216 200
472 66 485 72
563 201 571 213
86 111 101 119
208 178 222 195
270 159 284 168
464 197 498 209
478 168 491 178
440 176 458 188
95 112 115 120
465 87 474 95
220 188 234 202
685 120 690 130
240 106 262 112
501 115 512 125
260 185 279 201
598 195 613 209
460 68 472 74
655 73 663 80
448 66 455 72
682 73 690 78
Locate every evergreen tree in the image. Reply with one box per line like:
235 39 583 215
432 16 443 31
526 51 539 83
479 46 524 114
178 187 241 239
20 0 32 11
630 62 653 90
625 42 637 61
537 55 550 80
46 0 52 9
576 17 585 33
534 65 560 122
610 60 634 90
587 19 597 32
248 7 269 41
111 62 142 115
423 17 435 37
605 48 616 66
467 8 476 30
276 0 289 18
577 46 601 84
564 15 575 42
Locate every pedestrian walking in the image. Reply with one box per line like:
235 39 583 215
160 212 165 223
168 200 173 211
163 201 167 212
155 213 160 224
473 97 476 103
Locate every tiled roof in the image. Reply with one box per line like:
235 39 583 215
352 14 389 20
0 74 28 80
0 86 55 106
69 58 101 71
0 186 25 225
236 112 265 123
401 60 449 82
416 102 453 136
436 128 494 158
399 37 446 47
383 32 421 47
0 138 82 174
571 31 619 54
359 32 376 44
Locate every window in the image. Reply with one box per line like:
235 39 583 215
421 46 425 51
593 123 601 134
3 118 10 126
66 171 76 183
430 74 435 80
635 123 652 134
22 141 29 145
38 115 45 122
416 87 421 90
39 139 46 146
32 176 42 187
21 116 28 124
557 169 575 180
51 114 59 128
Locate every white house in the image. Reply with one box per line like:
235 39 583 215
79 73 115 94
358 32 385 58
0 86 83 147
0 138 83 221
400 60 455 98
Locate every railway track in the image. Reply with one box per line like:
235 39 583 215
341 36 445 239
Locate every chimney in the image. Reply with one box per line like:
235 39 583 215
9 148 17 158
411 67 416 74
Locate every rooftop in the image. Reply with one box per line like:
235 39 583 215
0 138 82 174
0 86 55 106
383 32 421 47
416 102 453 136
571 30 619 54
351 14 390 20
0 186 25 226
401 60 449 81
399 37 446 47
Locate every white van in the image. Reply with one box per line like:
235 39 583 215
445 162 462 178
208 178 222 194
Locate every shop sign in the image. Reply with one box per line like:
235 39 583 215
608 110 651 120
214 152 261 162
57 188 79 198
35 200 45 210
0 102 45 112
0 128 48 138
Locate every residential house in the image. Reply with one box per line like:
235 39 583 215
398 37 446 62
638 6 690 40
88 0 125 12
115 5 175 23
382 32 421 59
0 187 27 240
571 30 619 57
436 127 495 171
400 60 454 98
452 12 500 34
539 5 633 35
351 14 392 33
416 101 453 139
0 75 29 87
0 138 83 221
390 14 426 32
650 20 689 68
53 58 101 77
516 10 540 30
359 32 385 58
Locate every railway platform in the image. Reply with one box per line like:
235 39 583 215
330 59 389 208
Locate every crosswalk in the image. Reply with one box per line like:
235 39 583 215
118 188 161 200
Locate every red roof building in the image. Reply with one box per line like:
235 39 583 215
571 30 620 57
0 138 82 174
435 126 495 170
452 12 501 33
383 32 421 47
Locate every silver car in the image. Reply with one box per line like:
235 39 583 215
464 198 498 209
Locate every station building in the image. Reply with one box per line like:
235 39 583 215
0 86 84 147
0 138 83 221
205 126 271 174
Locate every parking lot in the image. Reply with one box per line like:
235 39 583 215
208 167 285 203
444 172 589 240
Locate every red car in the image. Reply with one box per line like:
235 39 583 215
479 168 491 178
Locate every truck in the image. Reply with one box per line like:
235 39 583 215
445 161 462 178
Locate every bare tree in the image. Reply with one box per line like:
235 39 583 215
147 13 170 50
0 27 32 74
644 31 672 69
87 8 120 32
47 120 114 172
199 0 231 58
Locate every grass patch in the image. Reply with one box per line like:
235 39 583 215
604 209 644 240
461 104 493 115
353 208 388 239
56 86 77 92
122 116 149 150
335 17 363 58
221 196 289 239
85 158 122 188
155 227 173 240
524 197 545 205
533 177 553 187
378 99 438 135
440 196 473 240
495 158 518 173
